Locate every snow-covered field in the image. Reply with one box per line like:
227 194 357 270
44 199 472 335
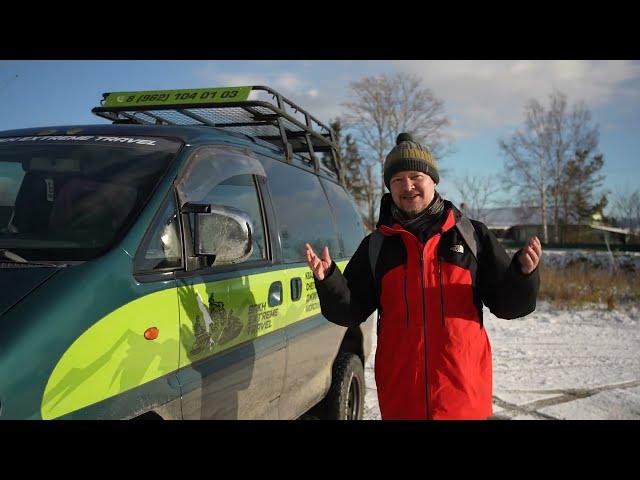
508 247 640 272
363 300 640 420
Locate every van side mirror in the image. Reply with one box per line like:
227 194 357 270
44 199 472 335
193 205 254 265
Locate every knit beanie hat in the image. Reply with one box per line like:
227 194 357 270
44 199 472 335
383 133 439 188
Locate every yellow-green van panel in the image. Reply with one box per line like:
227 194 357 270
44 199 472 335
41 261 348 419
41 288 179 420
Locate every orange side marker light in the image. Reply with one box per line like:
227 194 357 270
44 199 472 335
144 327 159 340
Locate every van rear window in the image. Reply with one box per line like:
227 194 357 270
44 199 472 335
320 179 365 258
261 157 339 263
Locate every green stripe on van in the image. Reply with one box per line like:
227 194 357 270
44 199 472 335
41 261 348 419
41 288 180 420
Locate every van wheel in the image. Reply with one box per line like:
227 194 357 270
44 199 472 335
323 352 365 420
131 411 163 420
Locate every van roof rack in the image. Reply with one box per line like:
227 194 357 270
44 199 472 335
91 85 343 182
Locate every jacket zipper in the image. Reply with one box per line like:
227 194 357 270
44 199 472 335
404 263 409 327
420 254 431 420
439 257 445 327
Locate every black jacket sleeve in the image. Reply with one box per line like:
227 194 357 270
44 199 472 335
474 221 540 319
313 235 378 327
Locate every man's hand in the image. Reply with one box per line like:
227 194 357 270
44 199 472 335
518 236 542 274
305 243 332 280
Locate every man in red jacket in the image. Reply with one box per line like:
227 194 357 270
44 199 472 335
305 133 541 420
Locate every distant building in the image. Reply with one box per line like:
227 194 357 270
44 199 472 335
473 206 632 245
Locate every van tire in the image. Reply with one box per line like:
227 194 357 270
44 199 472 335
321 352 365 420
131 411 163 420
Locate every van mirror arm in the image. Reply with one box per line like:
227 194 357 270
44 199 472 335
180 202 211 214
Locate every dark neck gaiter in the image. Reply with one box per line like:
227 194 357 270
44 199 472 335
391 192 445 242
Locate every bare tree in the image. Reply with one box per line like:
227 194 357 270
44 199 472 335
362 163 379 232
613 187 640 233
546 92 599 241
342 72 452 199
329 118 367 205
499 91 600 244
453 174 499 223
499 101 550 243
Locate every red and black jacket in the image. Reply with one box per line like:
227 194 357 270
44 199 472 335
315 194 540 420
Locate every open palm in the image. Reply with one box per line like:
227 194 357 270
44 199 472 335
305 243 332 280
518 236 542 274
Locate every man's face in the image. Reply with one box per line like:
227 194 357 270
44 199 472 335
389 170 436 217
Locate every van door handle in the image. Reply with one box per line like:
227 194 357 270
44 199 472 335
290 277 302 301
268 281 283 307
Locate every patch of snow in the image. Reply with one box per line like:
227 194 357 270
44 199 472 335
363 300 640 420
506 248 640 272
538 386 640 420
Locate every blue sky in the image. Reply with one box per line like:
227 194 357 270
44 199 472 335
1 60 638 213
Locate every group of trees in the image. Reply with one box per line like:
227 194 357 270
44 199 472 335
498 91 608 243
334 73 632 242
612 188 640 233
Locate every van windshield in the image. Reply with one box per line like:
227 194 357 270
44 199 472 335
0 135 182 262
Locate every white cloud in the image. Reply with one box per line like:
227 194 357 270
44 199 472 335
392 60 640 134
447 127 474 141
191 60 640 140
275 73 301 90
193 64 301 95
193 63 342 125
195 71 269 89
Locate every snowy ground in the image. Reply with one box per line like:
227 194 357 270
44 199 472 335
507 248 640 272
363 300 640 420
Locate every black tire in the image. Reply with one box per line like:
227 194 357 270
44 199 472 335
322 352 365 420
131 411 163 420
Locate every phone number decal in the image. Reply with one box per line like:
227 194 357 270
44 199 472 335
103 87 251 107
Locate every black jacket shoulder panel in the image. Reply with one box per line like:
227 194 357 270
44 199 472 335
472 220 540 319
313 233 378 327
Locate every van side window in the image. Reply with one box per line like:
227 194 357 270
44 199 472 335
320 179 365 258
261 157 339 263
135 193 182 272
0 161 24 231
189 174 267 263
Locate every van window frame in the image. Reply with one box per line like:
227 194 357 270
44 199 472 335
256 152 341 265
133 187 184 281
174 144 274 277
318 177 365 260
317 177 344 259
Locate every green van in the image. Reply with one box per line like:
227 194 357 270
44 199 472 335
0 86 373 420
